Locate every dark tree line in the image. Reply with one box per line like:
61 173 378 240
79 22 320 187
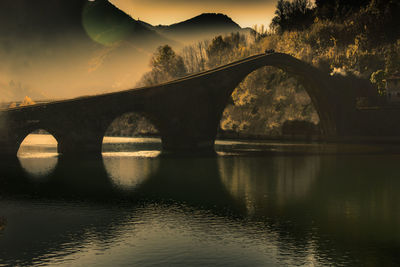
270 0 400 43
315 0 371 20
270 0 315 32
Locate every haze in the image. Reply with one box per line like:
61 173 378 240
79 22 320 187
0 0 279 103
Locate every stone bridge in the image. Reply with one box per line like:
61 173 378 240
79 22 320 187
0 52 382 158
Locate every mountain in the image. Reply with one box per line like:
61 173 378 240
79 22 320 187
159 13 241 31
0 1 247 56
0 1 248 101
0 0 177 101
154 13 248 44
82 0 177 48
0 0 176 49
0 1 247 60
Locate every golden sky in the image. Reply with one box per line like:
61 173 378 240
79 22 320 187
111 0 278 28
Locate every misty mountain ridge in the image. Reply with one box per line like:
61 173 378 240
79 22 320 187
0 0 249 102
153 13 247 43
82 2 248 48
0 0 244 50
83 0 178 48
162 13 241 29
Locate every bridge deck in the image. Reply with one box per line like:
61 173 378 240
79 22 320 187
1 53 268 112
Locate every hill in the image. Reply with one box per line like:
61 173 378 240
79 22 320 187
0 0 176 100
82 0 176 47
0 1 247 101
155 13 248 44
0 0 176 49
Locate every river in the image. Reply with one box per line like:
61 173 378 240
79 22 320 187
0 134 399 266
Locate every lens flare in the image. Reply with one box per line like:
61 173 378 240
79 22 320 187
82 0 133 46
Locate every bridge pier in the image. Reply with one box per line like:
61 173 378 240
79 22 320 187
161 137 216 157
57 132 104 158
152 93 222 157
0 127 21 158
0 142 19 159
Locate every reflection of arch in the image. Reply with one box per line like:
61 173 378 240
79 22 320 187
103 155 160 190
19 155 58 180
218 155 321 215
1 154 399 265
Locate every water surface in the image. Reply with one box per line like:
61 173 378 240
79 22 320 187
1 135 400 266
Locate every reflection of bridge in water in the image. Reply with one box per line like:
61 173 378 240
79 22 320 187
1 153 399 266
0 52 395 158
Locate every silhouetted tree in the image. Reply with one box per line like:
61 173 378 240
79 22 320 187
205 33 249 67
181 40 208 73
150 45 187 78
270 0 315 33
139 45 187 85
315 0 371 20
206 35 233 67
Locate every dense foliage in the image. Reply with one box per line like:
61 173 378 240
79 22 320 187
270 0 315 32
138 45 187 86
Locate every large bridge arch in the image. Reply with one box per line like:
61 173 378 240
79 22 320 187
214 53 338 137
219 66 320 137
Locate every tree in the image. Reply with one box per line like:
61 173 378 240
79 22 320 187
140 45 187 86
206 35 233 67
270 0 315 33
315 0 372 20
150 45 187 79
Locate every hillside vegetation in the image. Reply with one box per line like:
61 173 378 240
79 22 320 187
107 0 400 138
